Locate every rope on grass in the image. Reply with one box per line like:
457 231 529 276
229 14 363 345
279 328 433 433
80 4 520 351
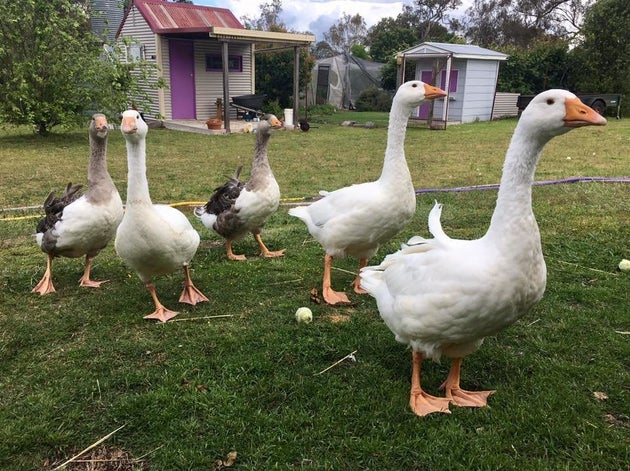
415 176 630 194
1 176 628 221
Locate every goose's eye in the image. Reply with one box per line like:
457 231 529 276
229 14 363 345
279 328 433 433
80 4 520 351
546 98 555 105
412 83 418 88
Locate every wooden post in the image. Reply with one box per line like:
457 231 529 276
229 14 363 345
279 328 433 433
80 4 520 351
293 45 300 125
221 40 231 133
440 54 452 130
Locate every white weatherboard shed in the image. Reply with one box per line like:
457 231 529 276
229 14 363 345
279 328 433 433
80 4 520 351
399 42 508 125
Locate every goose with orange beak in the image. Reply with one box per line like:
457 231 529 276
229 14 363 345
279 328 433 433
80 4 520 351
360 90 606 416
289 81 447 305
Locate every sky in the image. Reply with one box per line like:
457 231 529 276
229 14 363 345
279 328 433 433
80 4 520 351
198 0 470 42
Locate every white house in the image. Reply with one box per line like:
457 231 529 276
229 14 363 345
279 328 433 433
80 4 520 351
398 42 508 126
116 0 314 132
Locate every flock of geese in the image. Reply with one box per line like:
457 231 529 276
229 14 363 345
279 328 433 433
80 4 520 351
31 81 607 416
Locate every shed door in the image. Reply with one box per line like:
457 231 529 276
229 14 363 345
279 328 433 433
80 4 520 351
169 40 196 119
316 65 330 105
418 70 434 119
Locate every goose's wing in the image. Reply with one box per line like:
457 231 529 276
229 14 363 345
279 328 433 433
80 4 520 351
153 204 200 260
154 204 197 234
296 181 378 227
361 201 496 305
36 183 84 234
199 166 244 216
361 236 508 352
362 231 545 359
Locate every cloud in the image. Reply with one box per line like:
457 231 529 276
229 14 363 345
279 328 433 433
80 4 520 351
199 0 410 41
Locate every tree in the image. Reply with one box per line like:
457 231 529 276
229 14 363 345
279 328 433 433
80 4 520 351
349 44 370 60
311 41 336 60
367 17 418 64
567 0 630 114
464 0 593 48
241 0 313 109
323 13 367 55
403 0 463 41
0 0 156 135
256 50 314 109
241 0 286 32
366 1 462 90
496 40 571 94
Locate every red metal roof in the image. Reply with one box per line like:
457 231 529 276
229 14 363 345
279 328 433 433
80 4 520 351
134 0 243 34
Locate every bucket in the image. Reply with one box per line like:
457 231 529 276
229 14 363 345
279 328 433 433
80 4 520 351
284 108 294 130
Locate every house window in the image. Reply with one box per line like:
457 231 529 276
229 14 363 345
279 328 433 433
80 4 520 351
127 44 145 62
206 54 242 72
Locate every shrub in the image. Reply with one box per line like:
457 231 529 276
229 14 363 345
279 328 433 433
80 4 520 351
263 98 284 118
355 87 392 112
304 104 337 116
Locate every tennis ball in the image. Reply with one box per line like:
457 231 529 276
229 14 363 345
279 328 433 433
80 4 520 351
295 307 313 323
618 259 630 272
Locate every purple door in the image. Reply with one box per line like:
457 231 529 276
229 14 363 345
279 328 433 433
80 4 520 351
418 70 434 119
169 40 196 119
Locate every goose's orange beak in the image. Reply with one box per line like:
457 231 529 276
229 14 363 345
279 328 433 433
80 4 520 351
423 84 447 100
269 115 283 129
564 97 607 127
121 116 138 134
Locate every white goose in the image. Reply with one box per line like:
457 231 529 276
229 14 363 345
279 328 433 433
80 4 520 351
115 109 208 322
194 115 285 261
289 81 447 304
360 90 607 416
32 113 123 294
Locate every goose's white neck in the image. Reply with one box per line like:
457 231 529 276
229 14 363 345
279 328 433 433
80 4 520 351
487 123 547 239
379 101 412 188
124 136 152 206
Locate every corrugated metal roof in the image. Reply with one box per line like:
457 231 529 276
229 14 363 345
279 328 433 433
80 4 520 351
134 0 243 33
402 42 508 60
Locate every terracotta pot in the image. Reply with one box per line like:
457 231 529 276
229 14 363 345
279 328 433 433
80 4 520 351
206 118 222 130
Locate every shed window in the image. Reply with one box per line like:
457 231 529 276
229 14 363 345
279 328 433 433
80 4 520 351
440 70 458 93
206 54 242 72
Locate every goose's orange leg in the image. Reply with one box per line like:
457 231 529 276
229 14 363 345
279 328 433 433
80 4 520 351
440 357 495 408
322 254 351 305
253 233 285 258
79 255 108 288
409 351 451 416
352 258 368 294
143 281 179 323
226 238 246 261
32 254 56 295
179 266 209 305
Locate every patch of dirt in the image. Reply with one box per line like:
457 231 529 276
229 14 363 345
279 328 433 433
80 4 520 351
605 413 630 428
45 447 149 471
199 240 224 249
324 314 351 323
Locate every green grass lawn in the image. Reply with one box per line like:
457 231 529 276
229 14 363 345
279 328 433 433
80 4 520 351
0 115 628 470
